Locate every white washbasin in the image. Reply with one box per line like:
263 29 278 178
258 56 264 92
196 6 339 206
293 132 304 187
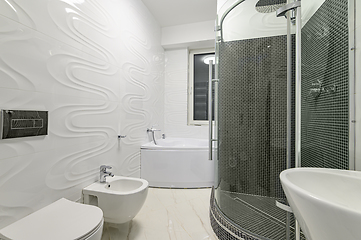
280 168 361 240
83 176 148 224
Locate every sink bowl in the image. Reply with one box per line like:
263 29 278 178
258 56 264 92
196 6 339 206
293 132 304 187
280 168 361 240
104 178 144 192
83 176 148 224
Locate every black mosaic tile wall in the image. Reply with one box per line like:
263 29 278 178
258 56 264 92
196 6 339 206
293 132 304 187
210 188 260 240
214 35 298 239
217 35 290 199
210 188 303 240
212 1 350 239
300 0 349 169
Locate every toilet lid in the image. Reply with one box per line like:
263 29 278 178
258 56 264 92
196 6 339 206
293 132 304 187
0 198 103 240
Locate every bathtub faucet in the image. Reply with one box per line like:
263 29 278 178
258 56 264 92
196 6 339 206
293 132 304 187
147 125 161 145
100 165 114 183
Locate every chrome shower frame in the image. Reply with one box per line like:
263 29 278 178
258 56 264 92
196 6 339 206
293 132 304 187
348 0 356 170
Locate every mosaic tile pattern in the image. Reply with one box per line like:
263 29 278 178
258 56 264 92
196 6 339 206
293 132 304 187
210 188 259 240
217 35 290 199
210 188 303 240
214 34 298 239
300 0 349 169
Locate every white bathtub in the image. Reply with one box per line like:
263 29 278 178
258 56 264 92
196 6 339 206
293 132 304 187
140 138 214 188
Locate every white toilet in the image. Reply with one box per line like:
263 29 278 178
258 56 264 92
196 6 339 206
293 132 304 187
0 198 104 240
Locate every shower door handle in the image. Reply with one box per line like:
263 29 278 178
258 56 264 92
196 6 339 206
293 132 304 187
208 60 218 161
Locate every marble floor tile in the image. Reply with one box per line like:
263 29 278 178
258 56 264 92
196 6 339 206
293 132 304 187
101 188 217 240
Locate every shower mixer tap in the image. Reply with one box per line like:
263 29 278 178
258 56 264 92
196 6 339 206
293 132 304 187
147 125 161 145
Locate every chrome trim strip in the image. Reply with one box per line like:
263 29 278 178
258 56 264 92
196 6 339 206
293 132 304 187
208 60 214 161
0 110 3 139
348 0 356 170
295 5 302 169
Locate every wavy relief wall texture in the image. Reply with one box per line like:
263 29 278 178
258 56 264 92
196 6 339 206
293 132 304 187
0 0 164 229
164 49 208 139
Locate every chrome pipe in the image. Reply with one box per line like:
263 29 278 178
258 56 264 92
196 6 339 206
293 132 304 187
295 4 301 169
276 1 301 18
208 60 213 161
295 4 302 240
348 0 356 170
214 80 219 158
286 4 292 240
214 17 221 185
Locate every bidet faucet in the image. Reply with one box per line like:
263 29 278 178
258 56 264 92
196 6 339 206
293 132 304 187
100 165 114 183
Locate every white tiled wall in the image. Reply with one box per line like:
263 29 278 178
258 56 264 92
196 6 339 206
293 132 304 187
164 49 208 139
0 0 164 228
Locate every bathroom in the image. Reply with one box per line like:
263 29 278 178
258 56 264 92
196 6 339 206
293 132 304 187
0 0 360 239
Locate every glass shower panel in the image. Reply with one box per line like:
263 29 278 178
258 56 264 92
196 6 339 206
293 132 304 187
211 0 352 239
214 0 298 239
300 0 350 169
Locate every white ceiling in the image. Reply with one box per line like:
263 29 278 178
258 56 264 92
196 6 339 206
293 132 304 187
141 0 217 28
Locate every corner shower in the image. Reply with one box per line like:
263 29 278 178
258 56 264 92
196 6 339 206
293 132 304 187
209 0 354 239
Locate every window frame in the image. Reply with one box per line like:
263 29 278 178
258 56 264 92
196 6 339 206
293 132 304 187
187 48 215 126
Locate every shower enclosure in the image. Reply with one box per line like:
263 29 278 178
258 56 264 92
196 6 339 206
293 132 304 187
209 0 354 239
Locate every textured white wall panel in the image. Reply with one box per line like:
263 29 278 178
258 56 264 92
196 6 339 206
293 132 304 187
164 49 208 139
0 16 121 101
0 0 120 65
0 0 164 229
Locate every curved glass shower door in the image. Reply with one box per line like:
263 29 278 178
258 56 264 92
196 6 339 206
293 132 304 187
211 0 354 239
212 0 297 239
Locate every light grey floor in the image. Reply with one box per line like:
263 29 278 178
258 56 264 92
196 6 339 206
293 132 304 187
101 187 217 240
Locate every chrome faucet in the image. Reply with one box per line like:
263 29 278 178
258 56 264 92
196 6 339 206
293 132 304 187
147 125 161 145
100 165 114 183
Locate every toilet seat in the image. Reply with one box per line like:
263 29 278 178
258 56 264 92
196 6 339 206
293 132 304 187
0 198 103 240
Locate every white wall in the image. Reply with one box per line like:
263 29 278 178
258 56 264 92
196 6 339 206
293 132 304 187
0 0 164 228
164 49 208 139
161 16 215 139
162 20 215 49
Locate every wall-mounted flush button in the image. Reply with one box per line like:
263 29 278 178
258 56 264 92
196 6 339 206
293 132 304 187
1 110 48 139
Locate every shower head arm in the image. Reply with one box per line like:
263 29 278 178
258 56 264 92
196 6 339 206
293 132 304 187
276 1 301 18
